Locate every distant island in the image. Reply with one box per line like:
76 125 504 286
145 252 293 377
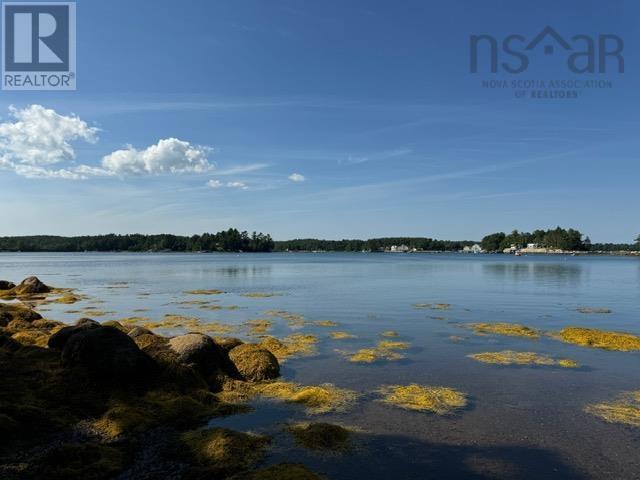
0 227 638 254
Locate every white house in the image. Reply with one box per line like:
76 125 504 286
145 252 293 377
463 244 483 253
389 244 410 253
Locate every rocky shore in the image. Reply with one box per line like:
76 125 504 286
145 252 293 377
0 277 321 479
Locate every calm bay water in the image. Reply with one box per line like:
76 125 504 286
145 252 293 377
1 252 639 479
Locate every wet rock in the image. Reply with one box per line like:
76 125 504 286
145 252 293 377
0 280 15 290
0 303 42 326
213 336 244 352
228 344 280 382
102 320 130 333
168 333 229 374
128 326 153 338
61 326 157 383
48 318 101 350
13 276 50 295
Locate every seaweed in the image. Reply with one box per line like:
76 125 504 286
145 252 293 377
468 350 579 368
558 327 640 351
585 391 640 427
378 384 467 414
465 322 539 338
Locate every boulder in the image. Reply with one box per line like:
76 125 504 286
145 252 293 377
213 336 244 352
61 326 157 383
0 303 42 326
48 318 101 350
13 276 50 295
0 280 15 290
228 344 280 382
102 320 130 333
168 333 229 374
128 326 153 338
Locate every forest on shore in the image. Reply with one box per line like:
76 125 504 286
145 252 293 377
0 228 637 253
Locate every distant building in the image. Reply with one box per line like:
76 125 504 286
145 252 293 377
527 243 540 249
389 244 410 253
463 244 483 253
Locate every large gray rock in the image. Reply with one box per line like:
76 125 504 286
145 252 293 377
168 333 229 374
228 343 280 382
61 326 157 382
14 276 50 295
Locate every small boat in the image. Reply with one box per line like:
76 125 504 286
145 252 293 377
514 251 522 256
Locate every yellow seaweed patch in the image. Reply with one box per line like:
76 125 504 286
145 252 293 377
414 303 451 310
377 340 410 350
11 330 50 347
80 309 114 317
466 322 539 338
264 310 306 327
468 350 579 368
241 292 282 298
185 289 226 295
558 327 640 351
182 427 269 473
329 331 356 340
287 422 351 451
380 330 398 337
259 334 318 361
348 347 404 363
120 314 236 335
253 381 357 414
245 319 272 335
577 307 612 314
585 391 640 427
378 384 467 414
314 320 338 327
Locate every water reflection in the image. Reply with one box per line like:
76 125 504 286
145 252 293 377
482 262 583 286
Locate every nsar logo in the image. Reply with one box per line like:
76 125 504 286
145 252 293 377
470 26 624 74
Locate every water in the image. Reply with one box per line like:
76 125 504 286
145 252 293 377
2 252 639 479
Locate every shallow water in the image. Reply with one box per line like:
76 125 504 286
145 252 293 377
2 252 639 479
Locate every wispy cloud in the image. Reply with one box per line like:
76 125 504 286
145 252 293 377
288 173 305 182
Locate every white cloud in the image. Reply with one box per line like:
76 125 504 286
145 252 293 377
0 105 217 180
207 179 248 190
101 138 212 175
288 173 305 182
0 104 98 168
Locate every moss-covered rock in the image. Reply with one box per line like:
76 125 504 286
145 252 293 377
287 422 351 451
229 344 280 382
13 276 51 296
182 427 269 475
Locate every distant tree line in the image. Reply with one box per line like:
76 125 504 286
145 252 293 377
480 227 639 252
273 237 476 252
0 229 274 252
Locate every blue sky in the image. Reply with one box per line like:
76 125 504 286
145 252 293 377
0 0 638 242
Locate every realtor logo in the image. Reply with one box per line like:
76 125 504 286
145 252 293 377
2 2 76 90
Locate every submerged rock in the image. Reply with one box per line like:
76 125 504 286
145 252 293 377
61 326 157 383
228 344 280 382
